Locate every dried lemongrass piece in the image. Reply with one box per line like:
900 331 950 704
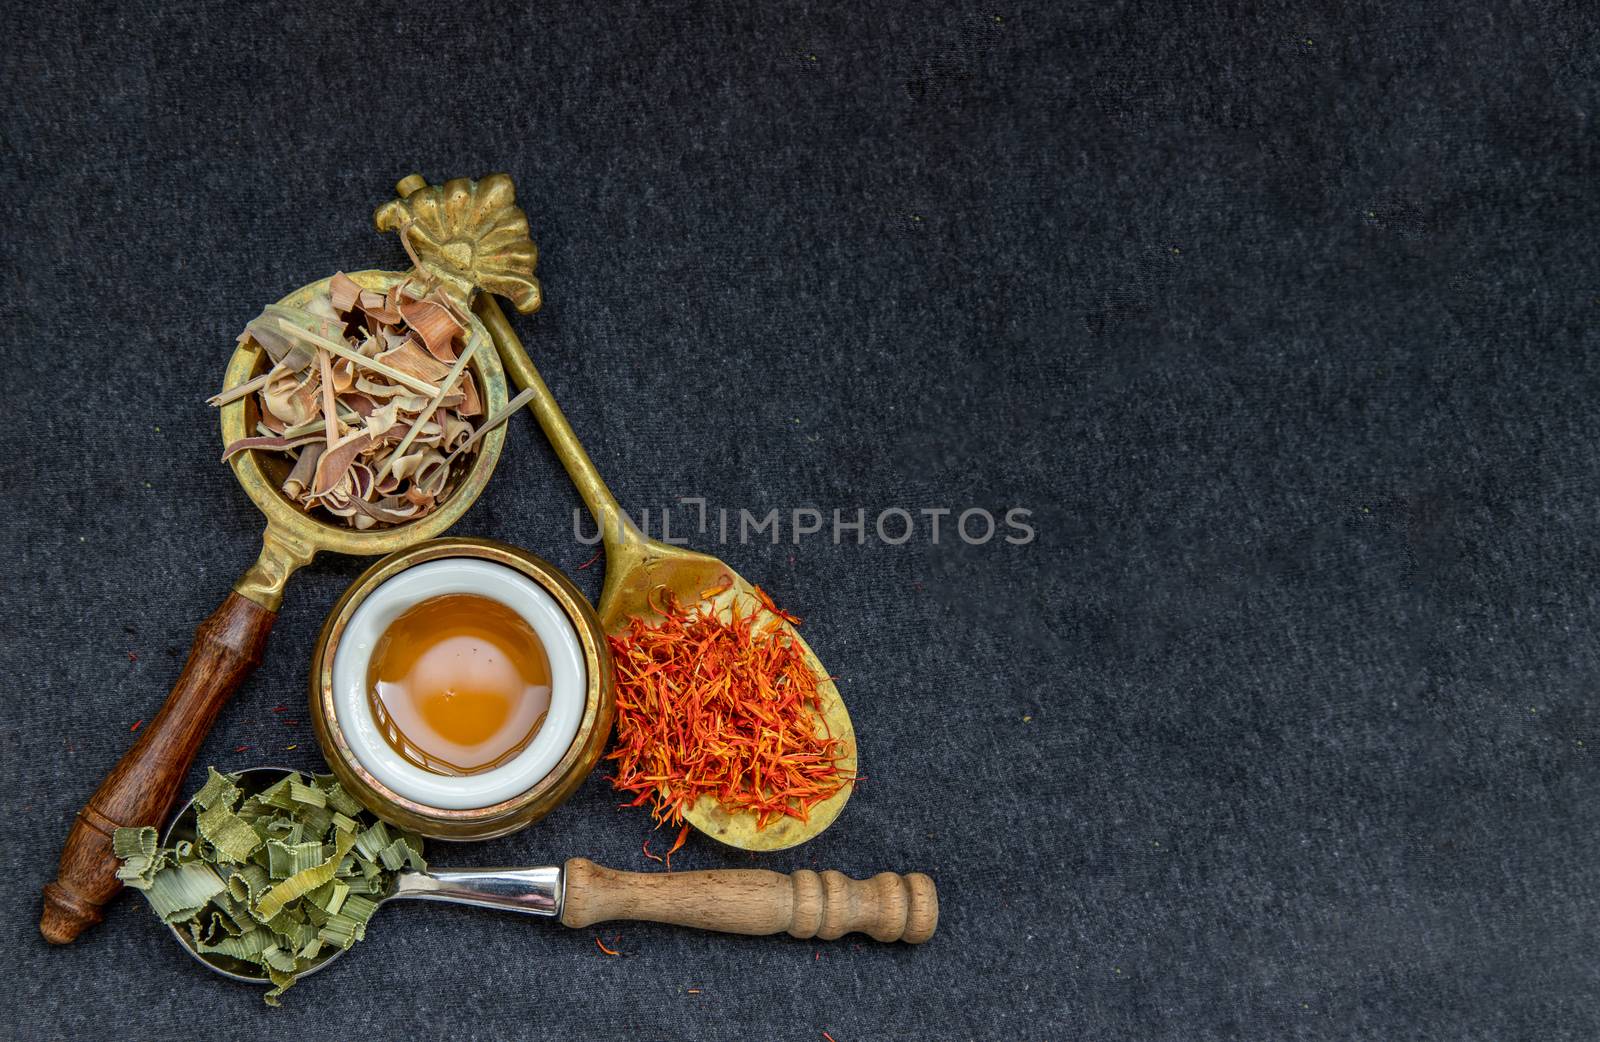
318 350 339 449
362 298 404 329
276 319 443 398
413 450 452 497
353 375 409 400
329 356 356 393
442 414 474 452
311 430 371 497
398 298 463 362
208 364 284 408
220 432 324 463
455 370 483 417
328 271 362 313
375 338 453 385
282 443 323 500
448 385 538 464
350 495 423 525
243 304 340 372
375 335 480 485
364 400 402 439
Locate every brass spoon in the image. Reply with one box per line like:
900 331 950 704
474 297 857 850
377 198 858 849
165 769 936 988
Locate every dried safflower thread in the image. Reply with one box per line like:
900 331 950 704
606 586 848 830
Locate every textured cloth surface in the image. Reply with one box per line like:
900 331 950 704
3 3 1599 1039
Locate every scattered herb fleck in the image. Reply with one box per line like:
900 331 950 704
665 823 690 871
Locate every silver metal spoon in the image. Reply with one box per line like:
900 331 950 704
162 767 937 989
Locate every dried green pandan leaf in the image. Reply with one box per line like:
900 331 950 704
193 906 243 946
400 834 427 872
265 966 298 1008
257 774 303 811
340 894 379 927
295 802 335 838
315 777 363 816
316 912 363 951
262 947 300 979
197 802 264 864
287 779 327 808
197 927 277 962
227 862 271 906
329 812 360 835
193 767 242 812
147 862 227 923
340 874 385 896
353 820 392 862
253 829 356 923
266 840 326 880
306 879 350 918
112 826 165 890
377 837 413 872
113 825 158 861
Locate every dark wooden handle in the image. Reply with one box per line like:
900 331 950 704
39 591 276 944
561 858 939 943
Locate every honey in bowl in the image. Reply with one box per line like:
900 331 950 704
366 593 552 776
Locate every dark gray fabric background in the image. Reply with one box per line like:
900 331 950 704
3 2 1598 1039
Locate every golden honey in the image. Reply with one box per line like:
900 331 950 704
366 593 551 775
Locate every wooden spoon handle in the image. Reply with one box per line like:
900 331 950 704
39 591 276 944
560 857 938 943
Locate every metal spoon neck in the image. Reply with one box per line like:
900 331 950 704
390 866 563 918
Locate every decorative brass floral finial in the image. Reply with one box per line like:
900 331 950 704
374 173 542 314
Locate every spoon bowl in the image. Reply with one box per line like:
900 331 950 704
163 768 344 984
163 767 566 986
599 536 858 850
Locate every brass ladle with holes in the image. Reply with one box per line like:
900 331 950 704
37 176 616 943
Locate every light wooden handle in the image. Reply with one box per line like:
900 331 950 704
40 591 276 944
560 857 938 943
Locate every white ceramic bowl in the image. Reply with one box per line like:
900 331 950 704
330 558 586 810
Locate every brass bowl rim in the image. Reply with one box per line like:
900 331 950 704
310 537 614 835
219 270 508 555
